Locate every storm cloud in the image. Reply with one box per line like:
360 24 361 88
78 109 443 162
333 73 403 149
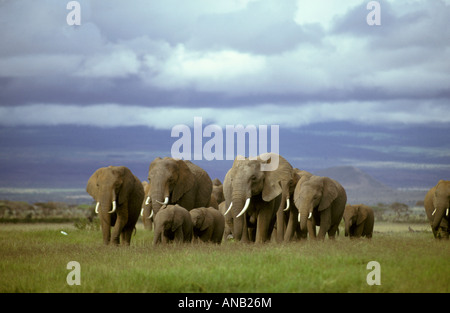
0 0 449 188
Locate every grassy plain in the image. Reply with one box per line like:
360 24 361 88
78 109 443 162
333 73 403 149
0 222 448 293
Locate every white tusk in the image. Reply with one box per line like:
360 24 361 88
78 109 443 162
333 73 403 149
108 201 117 213
224 202 233 215
95 202 100 214
236 198 251 218
148 210 154 219
432 208 436 216
140 208 144 217
447 208 449 216
145 196 151 205
298 213 301 223
156 197 169 205
283 198 290 212
308 212 312 219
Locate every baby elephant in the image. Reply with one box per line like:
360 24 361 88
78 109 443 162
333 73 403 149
343 204 374 239
153 204 193 245
190 207 225 244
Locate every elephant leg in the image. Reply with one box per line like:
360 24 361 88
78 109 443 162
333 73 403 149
111 210 128 245
240 214 251 243
255 208 273 243
121 226 134 246
284 209 297 242
317 213 331 240
327 223 340 239
173 227 184 243
276 208 285 243
307 218 316 239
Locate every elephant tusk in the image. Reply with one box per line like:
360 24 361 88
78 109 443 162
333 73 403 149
148 210 154 219
432 208 436 216
447 208 449 216
308 212 312 220
298 213 301 223
145 196 151 205
108 201 117 213
156 197 169 205
140 208 144 217
95 202 100 214
224 202 233 215
283 198 290 212
236 198 251 218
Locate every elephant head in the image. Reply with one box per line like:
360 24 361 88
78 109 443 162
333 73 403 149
344 204 368 237
146 157 195 216
223 153 293 241
190 207 213 231
294 176 340 232
431 180 450 231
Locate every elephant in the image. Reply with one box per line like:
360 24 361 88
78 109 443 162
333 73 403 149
283 169 314 242
294 175 347 240
153 204 193 245
223 153 294 243
343 204 374 239
86 166 144 245
190 207 225 244
211 178 225 205
143 157 213 218
424 180 450 239
141 181 154 230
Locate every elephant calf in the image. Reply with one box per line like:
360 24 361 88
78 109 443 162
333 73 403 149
343 204 374 239
153 204 193 245
190 207 225 244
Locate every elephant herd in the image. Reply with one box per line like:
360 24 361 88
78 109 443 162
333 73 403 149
86 153 449 246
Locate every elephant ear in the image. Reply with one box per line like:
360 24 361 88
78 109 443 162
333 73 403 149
261 154 293 202
86 169 100 199
356 205 368 225
318 177 339 212
201 209 213 231
172 160 195 203
171 206 183 232
223 169 233 209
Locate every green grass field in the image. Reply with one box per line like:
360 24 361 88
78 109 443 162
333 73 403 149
0 222 448 293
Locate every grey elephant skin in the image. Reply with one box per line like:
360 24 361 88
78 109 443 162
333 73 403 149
294 175 347 240
153 204 193 245
283 169 313 242
223 153 294 243
424 180 450 239
343 204 374 239
144 157 213 218
86 166 144 245
190 207 225 244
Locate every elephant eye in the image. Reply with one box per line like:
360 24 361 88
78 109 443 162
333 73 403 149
251 175 257 181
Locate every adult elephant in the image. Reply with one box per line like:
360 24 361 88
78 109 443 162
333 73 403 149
294 175 347 240
424 180 450 239
86 166 144 245
144 157 213 217
141 181 154 230
283 170 313 242
343 204 374 239
223 153 294 243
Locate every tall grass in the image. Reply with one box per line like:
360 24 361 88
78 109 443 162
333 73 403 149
0 223 448 293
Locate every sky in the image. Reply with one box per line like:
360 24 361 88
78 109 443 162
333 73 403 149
0 0 449 190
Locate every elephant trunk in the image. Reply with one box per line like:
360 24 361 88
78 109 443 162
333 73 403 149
298 202 313 232
344 219 351 237
431 203 448 230
151 182 170 215
231 191 250 241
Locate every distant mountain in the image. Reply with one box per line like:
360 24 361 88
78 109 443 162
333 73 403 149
315 166 426 206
